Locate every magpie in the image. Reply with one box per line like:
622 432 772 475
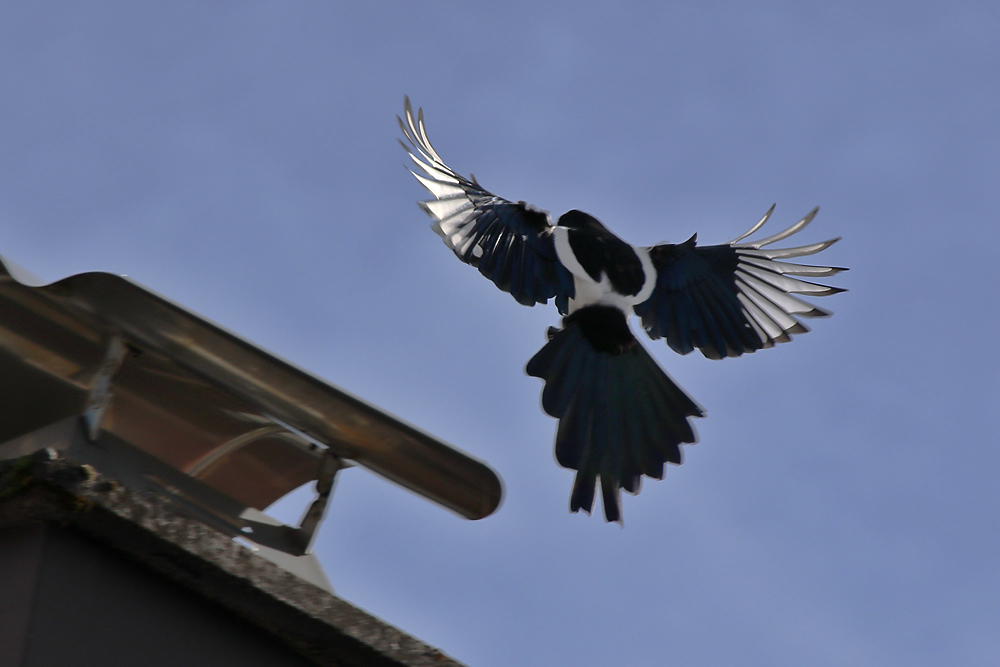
399 97 846 523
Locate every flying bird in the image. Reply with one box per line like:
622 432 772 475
399 97 846 523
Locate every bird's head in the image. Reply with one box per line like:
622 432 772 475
557 209 607 232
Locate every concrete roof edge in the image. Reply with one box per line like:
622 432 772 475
0 449 470 667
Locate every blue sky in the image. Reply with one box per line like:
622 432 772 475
2 2 998 665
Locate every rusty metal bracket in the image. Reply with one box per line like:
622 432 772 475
83 335 128 441
294 448 342 553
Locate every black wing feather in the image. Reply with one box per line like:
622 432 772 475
635 206 847 359
400 97 573 311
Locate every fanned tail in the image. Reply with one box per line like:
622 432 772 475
526 306 704 523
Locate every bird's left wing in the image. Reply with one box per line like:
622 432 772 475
634 206 846 360
399 98 573 311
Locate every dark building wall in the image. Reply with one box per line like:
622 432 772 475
0 523 313 667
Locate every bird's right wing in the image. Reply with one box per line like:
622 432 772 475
400 97 573 311
634 206 847 360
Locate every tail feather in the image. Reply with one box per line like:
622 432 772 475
526 306 704 523
537 326 588 417
564 401 598 517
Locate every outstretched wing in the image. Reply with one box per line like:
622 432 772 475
399 97 573 311
634 206 846 360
